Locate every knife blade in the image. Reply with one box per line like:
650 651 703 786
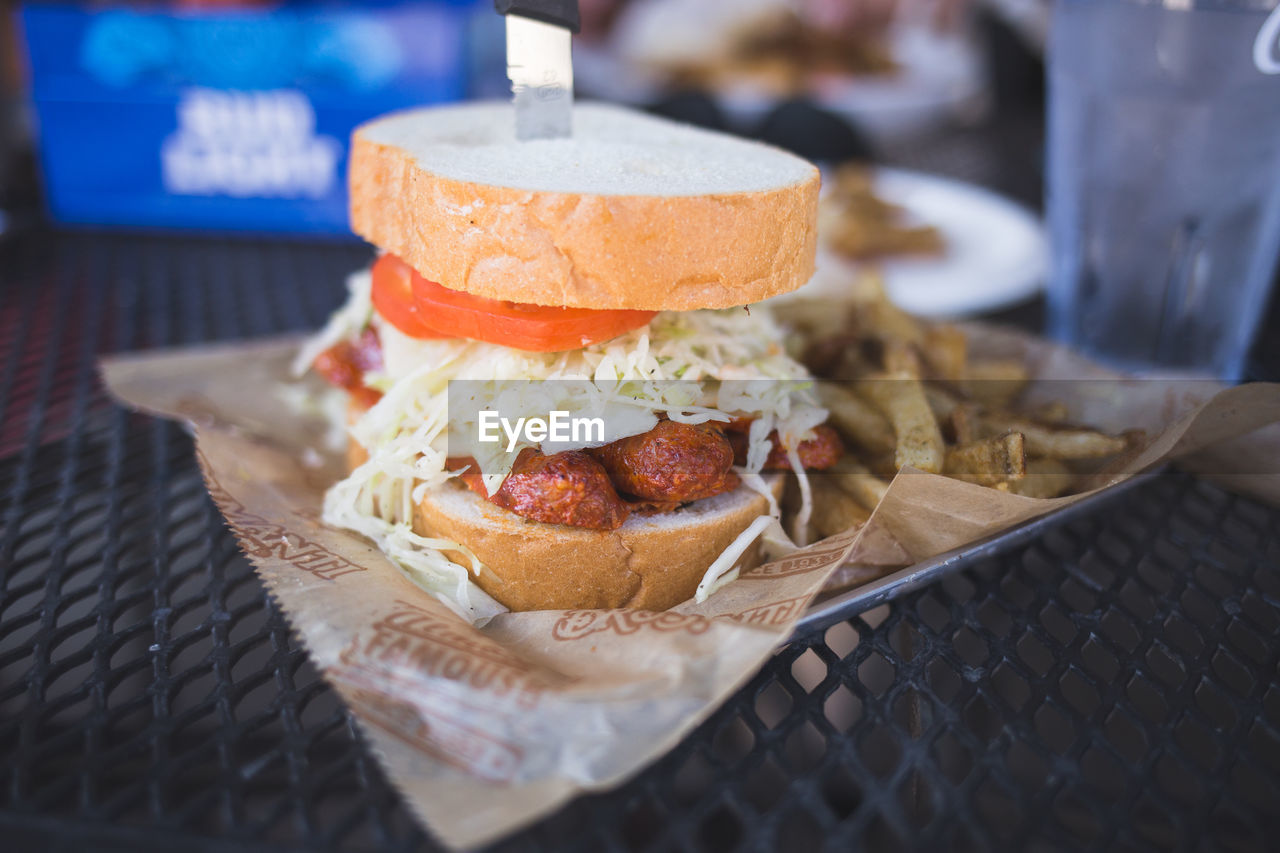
496 0 579 140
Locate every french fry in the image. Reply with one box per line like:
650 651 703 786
810 479 871 540
1120 428 1148 451
961 359 1031 409
818 381 896 453
856 374 945 474
830 164 882 200
923 384 962 421
922 324 968 380
827 458 891 510
882 338 923 377
830 219 945 259
944 432 1027 486
978 415 1129 459
949 403 979 446
864 299 928 347
1006 457 1077 498
1028 401 1071 424
806 335 879 380
772 298 851 342
825 167 944 261
851 275 928 345
845 271 892 306
861 450 900 480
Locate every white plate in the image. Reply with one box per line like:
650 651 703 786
793 168 1047 318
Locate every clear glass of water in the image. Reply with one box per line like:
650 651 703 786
1047 0 1280 379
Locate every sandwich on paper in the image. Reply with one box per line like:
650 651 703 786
295 100 844 619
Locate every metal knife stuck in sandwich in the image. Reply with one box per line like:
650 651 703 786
495 0 579 140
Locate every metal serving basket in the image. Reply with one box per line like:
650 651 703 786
2 233 1278 851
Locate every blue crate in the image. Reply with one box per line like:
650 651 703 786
21 2 480 234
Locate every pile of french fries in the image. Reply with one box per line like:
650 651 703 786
776 276 1140 540
822 165 946 261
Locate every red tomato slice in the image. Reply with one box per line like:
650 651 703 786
372 254 657 352
370 255 447 339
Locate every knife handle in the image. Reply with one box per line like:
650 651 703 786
495 0 581 34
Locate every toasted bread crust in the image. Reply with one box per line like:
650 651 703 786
348 133 820 311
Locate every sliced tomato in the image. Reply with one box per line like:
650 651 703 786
370 255 447 339
371 254 657 352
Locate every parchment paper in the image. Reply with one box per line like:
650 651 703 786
101 327 1280 849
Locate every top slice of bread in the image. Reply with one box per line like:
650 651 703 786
350 102 820 311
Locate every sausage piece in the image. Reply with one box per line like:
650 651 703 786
728 423 844 471
591 420 738 502
314 327 383 408
450 449 630 530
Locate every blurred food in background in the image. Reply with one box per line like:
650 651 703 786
576 0 987 143
644 5 899 96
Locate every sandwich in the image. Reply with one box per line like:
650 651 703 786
297 102 842 622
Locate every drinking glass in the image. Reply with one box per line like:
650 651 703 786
1047 0 1280 379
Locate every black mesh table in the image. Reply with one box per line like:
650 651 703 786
2 231 1279 852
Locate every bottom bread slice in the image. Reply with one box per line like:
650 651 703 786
414 477 783 612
